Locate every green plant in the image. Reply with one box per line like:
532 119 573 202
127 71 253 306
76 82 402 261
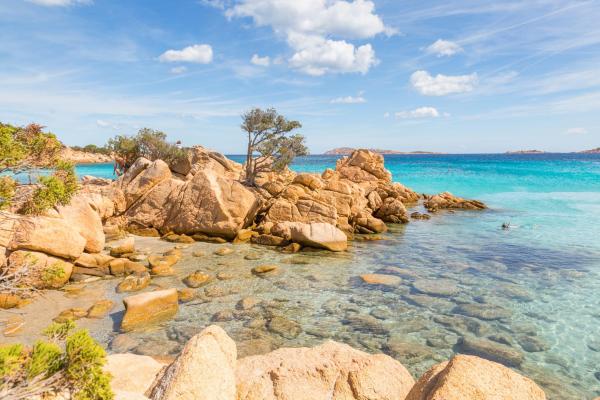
107 128 185 172
24 160 78 215
0 122 62 174
241 107 308 185
0 322 113 400
0 176 16 210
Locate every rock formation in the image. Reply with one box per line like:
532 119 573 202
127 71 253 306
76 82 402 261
104 326 547 400
405 354 546 400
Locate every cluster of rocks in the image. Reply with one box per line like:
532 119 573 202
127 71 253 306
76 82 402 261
105 325 547 400
0 147 486 304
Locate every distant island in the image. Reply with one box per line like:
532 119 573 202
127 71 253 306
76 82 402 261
505 150 546 154
580 147 600 154
324 147 440 155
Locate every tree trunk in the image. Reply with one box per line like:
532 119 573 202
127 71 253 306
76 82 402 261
245 133 254 185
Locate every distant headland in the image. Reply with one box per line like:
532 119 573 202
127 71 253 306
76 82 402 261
580 147 600 154
505 150 546 154
324 147 440 155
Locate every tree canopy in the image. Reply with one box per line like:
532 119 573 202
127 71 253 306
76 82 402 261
241 108 308 185
0 123 62 174
106 128 185 173
0 122 77 214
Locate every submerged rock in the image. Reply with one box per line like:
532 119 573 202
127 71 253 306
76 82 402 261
87 299 115 318
360 273 402 287
454 303 512 321
267 316 302 339
413 278 459 297
116 272 151 293
183 271 212 288
457 336 524 367
405 354 546 400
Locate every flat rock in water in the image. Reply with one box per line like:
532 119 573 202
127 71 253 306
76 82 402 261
121 289 178 332
412 278 459 296
360 273 402 286
86 299 115 318
454 303 512 321
252 265 279 275
457 336 524 367
267 316 302 339
183 271 212 288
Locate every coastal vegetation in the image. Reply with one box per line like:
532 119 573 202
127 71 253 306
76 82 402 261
0 321 112 400
106 128 186 171
0 122 77 214
241 107 308 185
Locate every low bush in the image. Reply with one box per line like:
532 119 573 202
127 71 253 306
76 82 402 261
0 321 113 400
24 161 78 215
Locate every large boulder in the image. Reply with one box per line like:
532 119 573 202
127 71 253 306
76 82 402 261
170 146 243 180
149 325 237 400
336 150 392 183
406 354 546 400
7 215 86 260
236 340 415 400
120 159 258 239
121 289 178 332
162 170 258 239
118 159 172 209
274 222 348 251
56 193 105 253
105 354 165 398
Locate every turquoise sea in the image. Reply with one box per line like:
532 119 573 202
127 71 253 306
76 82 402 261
76 154 600 398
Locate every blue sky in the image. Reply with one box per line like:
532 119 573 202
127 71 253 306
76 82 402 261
0 0 599 153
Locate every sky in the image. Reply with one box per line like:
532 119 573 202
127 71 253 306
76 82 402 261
0 0 599 154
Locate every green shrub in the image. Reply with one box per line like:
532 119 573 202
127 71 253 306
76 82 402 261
107 128 186 171
27 341 62 379
24 160 78 215
0 176 16 210
0 322 113 400
0 343 25 379
0 122 61 173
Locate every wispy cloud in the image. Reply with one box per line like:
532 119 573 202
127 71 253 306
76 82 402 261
395 107 446 119
566 127 588 135
330 95 366 104
159 44 213 64
26 0 91 6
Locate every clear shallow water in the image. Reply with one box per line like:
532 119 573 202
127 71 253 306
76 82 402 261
7 154 600 399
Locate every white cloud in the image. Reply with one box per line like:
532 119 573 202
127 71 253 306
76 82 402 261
566 127 588 135
26 0 91 6
170 66 188 74
288 35 377 76
250 54 270 67
410 70 478 96
425 39 463 57
383 112 390 118
395 107 444 119
159 44 213 64
330 95 366 104
225 0 392 75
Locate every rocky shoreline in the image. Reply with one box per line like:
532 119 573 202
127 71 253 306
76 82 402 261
102 325 547 400
2 147 570 399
